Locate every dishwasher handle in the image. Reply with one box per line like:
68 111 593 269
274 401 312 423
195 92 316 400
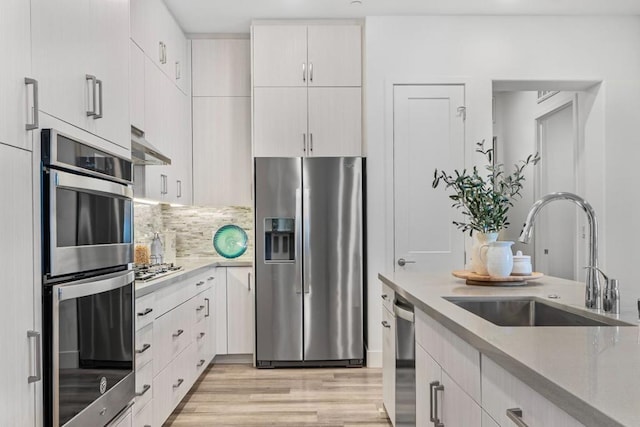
394 303 414 323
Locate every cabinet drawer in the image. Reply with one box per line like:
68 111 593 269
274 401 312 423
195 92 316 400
134 359 153 412
153 302 191 376
481 356 584 427
133 399 153 427
154 282 189 317
135 293 156 331
416 309 481 403
153 344 196 426
135 323 153 371
381 282 394 313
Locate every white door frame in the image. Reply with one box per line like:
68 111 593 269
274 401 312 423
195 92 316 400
533 92 583 280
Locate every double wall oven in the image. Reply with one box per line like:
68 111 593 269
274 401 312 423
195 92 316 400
41 130 135 427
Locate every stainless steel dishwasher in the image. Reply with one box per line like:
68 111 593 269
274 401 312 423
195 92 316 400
395 295 416 426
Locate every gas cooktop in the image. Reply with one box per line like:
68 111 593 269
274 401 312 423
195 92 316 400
134 263 182 282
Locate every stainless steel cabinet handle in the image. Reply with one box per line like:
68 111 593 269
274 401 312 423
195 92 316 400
197 359 206 368
176 61 181 80
172 329 184 338
381 321 391 328
303 133 306 153
136 384 151 397
309 62 313 82
381 294 388 301
196 305 205 312
198 332 206 339
207 276 214 281
163 43 167 64
94 79 103 119
429 381 439 422
160 174 168 195
247 272 251 291
434 383 444 426
309 133 313 152
137 308 153 317
177 180 182 198
172 378 184 389
506 408 529 427
302 63 306 82
397 258 416 267
159 42 165 64
27 331 41 384
24 78 39 130
135 343 151 354
196 281 205 287
86 75 97 116
205 297 210 317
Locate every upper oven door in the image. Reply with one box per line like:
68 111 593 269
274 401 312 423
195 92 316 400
45 168 133 278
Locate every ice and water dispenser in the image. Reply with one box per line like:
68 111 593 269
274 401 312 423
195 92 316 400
264 218 295 262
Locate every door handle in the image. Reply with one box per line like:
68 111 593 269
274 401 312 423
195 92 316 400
397 258 416 267
429 381 439 422
177 180 182 198
204 297 210 317
86 75 97 117
302 62 306 82
381 321 391 328
135 343 151 354
247 272 251 292
94 79 103 119
506 408 529 427
27 331 41 384
303 133 306 153
24 78 39 130
434 383 445 426
309 133 313 153
309 62 313 83
176 61 181 80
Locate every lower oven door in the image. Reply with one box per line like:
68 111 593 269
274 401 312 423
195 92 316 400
45 168 133 278
49 270 135 427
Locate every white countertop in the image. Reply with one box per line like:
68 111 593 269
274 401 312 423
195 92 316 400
135 257 252 296
378 271 640 427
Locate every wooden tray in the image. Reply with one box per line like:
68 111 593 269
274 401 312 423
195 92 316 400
452 270 544 286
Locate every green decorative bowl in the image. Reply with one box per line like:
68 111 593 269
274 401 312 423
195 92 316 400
213 225 248 259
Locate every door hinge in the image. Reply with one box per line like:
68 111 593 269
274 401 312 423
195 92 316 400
457 106 466 121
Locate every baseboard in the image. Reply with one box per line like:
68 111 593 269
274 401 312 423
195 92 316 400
213 354 253 364
367 349 382 368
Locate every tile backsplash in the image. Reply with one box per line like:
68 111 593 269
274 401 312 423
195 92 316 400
134 203 253 260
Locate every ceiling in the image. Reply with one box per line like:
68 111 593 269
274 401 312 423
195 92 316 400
164 0 640 34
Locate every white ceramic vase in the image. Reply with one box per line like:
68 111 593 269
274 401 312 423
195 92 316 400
480 241 514 278
470 232 498 275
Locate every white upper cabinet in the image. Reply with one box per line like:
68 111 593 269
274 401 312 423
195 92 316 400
253 26 308 87
192 39 251 96
31 0 130 150
131 0 188 94
0 0 34 151
307 87 362 157
253 24 361 88
307 25 362 87
130 41 145 132
252 23 363 157
253 87 308 157
193 97 252 206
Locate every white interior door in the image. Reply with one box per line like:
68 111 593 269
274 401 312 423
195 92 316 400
535 102 577 280
393 85 465 272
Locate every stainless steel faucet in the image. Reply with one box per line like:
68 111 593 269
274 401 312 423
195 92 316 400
518 192 602 310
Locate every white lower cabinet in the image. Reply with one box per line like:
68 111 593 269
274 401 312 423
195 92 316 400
215 266 255 356
134 267 217 426
481 356 584 427
382 304 396 424
133 400 153 427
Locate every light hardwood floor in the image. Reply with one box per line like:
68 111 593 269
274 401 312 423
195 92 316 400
165 364 392 427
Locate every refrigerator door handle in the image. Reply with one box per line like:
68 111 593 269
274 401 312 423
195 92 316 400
295 188 303 295
303 188 311 294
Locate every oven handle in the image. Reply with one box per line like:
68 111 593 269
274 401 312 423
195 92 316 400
52 169 133 199
57 271 134 302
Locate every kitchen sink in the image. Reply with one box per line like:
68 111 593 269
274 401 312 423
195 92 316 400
444 297 633 327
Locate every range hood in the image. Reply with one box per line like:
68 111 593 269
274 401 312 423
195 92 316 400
131 126 171 165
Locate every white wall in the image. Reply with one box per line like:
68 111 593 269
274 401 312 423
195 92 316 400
364 15 640 365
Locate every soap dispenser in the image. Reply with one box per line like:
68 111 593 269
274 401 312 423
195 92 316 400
150 232 163 265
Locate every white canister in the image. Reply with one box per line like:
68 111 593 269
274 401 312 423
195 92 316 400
480 241 514 278
511 250 532 276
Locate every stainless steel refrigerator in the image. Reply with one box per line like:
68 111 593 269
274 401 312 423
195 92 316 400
255 157 364 367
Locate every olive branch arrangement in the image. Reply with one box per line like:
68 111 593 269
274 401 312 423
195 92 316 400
432 140 540 235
